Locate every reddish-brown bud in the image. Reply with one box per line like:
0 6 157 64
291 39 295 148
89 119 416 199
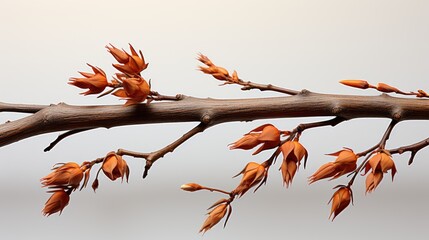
41 162 84 190
102 152 130 182
42 190 70 216
309 149 357 184
229 124 281 155
328 186 352 221
199 202 229 233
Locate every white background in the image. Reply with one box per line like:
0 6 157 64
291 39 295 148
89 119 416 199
1 0 428 239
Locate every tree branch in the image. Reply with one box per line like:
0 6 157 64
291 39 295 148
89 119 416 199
1 92 429 148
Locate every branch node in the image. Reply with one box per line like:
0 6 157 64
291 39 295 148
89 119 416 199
392 112 402 121
332 106 342 115
201 114 212 125
299 89 311 95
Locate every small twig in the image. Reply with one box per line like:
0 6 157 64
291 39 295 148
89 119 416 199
284 116 346 141
204 187 232 195
239 80 299 95
294 116 346 134
347 154 372 187
389 137 429 165
44 128 95 152
0 102 47 113
357 120 398 157
147 92 184 101
116 122 209 178
348 120 398 186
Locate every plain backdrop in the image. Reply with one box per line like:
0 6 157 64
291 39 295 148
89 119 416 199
1 0 428 239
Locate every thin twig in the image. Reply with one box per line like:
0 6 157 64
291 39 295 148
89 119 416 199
356 120 398 157
0 102 47 113
239 80 299 95
44 128 95 152
116 122 209 178
348 120 398 186
389 137 429 165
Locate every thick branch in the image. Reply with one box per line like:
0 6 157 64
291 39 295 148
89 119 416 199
1 92 429 148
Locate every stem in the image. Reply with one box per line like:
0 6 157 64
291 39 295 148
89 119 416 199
117 122 209 178
44 128 95 152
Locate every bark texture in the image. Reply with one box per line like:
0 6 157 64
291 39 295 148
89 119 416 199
1 91 429 147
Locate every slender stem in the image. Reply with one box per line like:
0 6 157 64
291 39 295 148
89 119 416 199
205 187 231 195
238 80 299 95
44 128 95 152
294 116 346 133
389 137 429 165
117 122 209 178
348 120 398 186
0 102 47 113
356 120 398 157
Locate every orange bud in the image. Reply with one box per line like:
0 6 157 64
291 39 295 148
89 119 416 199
280 159 297 187
69 64 108 95
42 190 70 216
180 183 204 192
233 162 266 196
102 152 129 181
106 44 129 64
365 151 397 180
41 162 84 190
111 44 148 75
199 202 229 233
309 149 357 184
279 140 308 187
328 186 352 221
365 170 383 193
197 53 215 67
339 80 370 89
280 140 308 166
376 82 400 93
229 124 281 155
113 77 151 106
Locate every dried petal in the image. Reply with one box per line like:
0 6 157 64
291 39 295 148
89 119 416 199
42 190 70 216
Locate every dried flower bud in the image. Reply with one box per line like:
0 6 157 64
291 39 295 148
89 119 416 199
365 151 397 180
69 64 108 95
111 44 148 75
41 162 84 190
106 44 129 64
365 170 383 193
42 190 70 216
229 124 281 155
339 80 370 89
328 186 352 221
102 152 130 182
309 149 357 184
279 140 308 187
233 162 267 196
199 202 230 233
180 183 204 192
112 77 151 106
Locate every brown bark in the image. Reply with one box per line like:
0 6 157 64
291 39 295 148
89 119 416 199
1 91 429 148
